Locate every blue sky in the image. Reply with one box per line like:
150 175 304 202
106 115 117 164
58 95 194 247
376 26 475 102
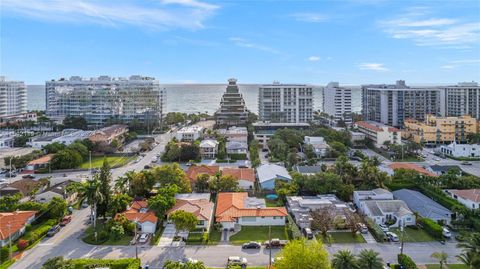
1 0 479 85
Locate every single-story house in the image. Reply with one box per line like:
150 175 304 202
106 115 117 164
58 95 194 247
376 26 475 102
226 141 248 155
89 124 128 145
221 167 256 190
256 164 292 190
199 139 219 159
389 163 437 177
362 200 416 227
0 211 37 247
2 178 43 197
25 154 53 173
353 188 394 212
215 192 287 230
393 189 452 224
303 136 329 157
167 193 214 231
35 180 77 204
445 189 480 210
440 142 480 158
428 165 462 176
292 165 323 176
116 200 158 234
185 165 220 183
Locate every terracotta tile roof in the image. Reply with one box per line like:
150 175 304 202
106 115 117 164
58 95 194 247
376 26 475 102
0 211 37 240
389 163 437 177
116 200 158 224
222 168 256 182
186 165 220 182
215 192 288 222
355 121 382 132
27 154 53 165
167 199 214 221
450 189 480 202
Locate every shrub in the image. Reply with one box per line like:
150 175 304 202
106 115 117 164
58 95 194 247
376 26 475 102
228 153 247 160
287 215 302 239
23 222 55 245
0 247 9 263
17 239 29 250
418 218 442 239
365 218 387 242
397 254 417 269
110 224 125 240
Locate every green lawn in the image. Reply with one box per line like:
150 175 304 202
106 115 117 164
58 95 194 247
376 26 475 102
426 265 468 269
186 231 205 245
82 222 132 245
78 155 135 169
390 227 436 242
229 226 290 245
319 232 366 244
208 229 222 245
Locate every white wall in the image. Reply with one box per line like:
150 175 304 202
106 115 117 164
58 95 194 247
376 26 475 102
141 221 157 234
238 180 254 190
238 216 285 226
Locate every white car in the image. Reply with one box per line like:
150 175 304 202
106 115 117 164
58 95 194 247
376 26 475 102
227 256 247 266
386 232 399 242
138 233 149 243
379 224 389 233
442 227 452 238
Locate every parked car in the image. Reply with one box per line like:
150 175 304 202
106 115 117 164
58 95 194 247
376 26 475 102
434 157 440 161
60 216 72 226
386 232 399 242
302 228 314 239
242 241 261 249
5 171 16 178
442 227 452 238
227 256 247 266
181 257 198 264
357 223 368 234
47 225 61 237
379 224 389 233
139 233 149 243
144 165 151 169
22 174 35 179
461 161 473 165
151 157 158 163
263 238 289 249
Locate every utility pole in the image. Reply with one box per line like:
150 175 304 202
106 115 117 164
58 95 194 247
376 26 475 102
7 222 12 260
400 221 405 256
134 218 139 259
268 225 272 268
8 157 12 184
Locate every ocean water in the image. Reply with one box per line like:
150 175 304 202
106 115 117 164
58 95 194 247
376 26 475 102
27 84 362 114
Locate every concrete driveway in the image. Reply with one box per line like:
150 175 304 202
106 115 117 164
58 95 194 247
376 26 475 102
158 224 176 246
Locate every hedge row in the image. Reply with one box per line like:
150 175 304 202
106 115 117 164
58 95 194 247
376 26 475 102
365 218 387 242
68 258 140 269
23 219 57 245
228 153 247 160
419 185 464 210
418 218 443 239
398 254 418 269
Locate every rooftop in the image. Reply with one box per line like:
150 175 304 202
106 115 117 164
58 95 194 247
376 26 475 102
222 167 256 182
292 165 323 175
355 121 400 133
27 154 53 165
178 125 204 133
167 195 214 221
389 163 437 177
0 211 37 240
257 164 292 183
363 200 412 217
450 189 480 202
116 200 158 224
393 189 452 220
186 165 220 182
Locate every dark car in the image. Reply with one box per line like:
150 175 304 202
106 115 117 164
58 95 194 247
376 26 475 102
47 225 60 237
242 241 261 249
144 165 151 169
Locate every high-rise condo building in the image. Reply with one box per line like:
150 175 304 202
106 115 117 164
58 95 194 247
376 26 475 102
323 82 353 126
46 75 165 128
215 78 248 127
0 76 27 117
444 82 480 120
258 82 313 123
362 80 445 128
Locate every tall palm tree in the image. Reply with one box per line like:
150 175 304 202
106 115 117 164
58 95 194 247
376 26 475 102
431 252 448 269
332 249 359 269
77 179 104 231
115 170 135 194
357 249 384 269
457 233 480 268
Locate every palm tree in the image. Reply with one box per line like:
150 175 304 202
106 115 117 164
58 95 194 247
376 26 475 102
115 170 135 194
332 249 359 269
431 252 448 269
457 233 480 268
77 179 104 231
357 249 384 269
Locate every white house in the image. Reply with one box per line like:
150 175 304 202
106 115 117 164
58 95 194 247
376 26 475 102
257 164 292 190
445 189 480 210
0 132 15 148
225 141 248 155
199 139 218 159
35 180 76 204
28 129 91 149
362 200 416 227
440 142 480 158
354 121 401 148
167 193 214 231
303 136 329 157
0 211 37 247
175 125 203 142
215 192 287 230
353 188 394 212
116 200 158 234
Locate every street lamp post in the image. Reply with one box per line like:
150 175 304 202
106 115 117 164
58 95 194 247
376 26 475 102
7 222 12 261
400 221 405 256
134 218 139 259
268 225 272 268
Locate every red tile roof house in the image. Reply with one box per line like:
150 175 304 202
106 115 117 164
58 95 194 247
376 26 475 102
215 192 288 230
389 162 437 177
116 200 158 234
0 211 37 247
446 189 480 210
186 165 220 184
24 154 53 174
166 193 214 232
221 167 256 190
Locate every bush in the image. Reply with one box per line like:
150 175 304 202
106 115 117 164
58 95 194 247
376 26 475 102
397 254 417 269
110 224 125 240
287 215 302 239
17 239 29 250
0 247 9 263
23 221 56 245
228 153 247 160
47 258 141 269
418 218 443 239
365 218 387 242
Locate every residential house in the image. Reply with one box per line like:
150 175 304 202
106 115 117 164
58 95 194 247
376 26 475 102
388 163 437 177
0 131 15 148
0 211 37 247
252 122 310 149
25 154 53 173
354 121 401 148
219 126 248 143
225 141 248 155
292 165 323 176
215 192 287 229
256 164 292 190
303 136 329 157
167 193 214 231
353 188 394 212
35 180 77 204
393 189 452 224
286 194 349 229
199 139 219 159
175 125 203 142
350 131 366 146
362 200 415 227
445 189 480 210
428 165 463 176
439 142 480 158
89 124 128 145
116 200 158 234
186 165 220 184
1 178 43 197
28 129 91 149
221 167 256 190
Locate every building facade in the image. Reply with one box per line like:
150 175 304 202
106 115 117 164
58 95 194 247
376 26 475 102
354 121 401 148
0 77 27 117
362 80 444 128
403 115 477 144
258 82 313 123
46 75 165 128
323 82 353 126
215 79 249 127
440 142 480 158
444 82 480 120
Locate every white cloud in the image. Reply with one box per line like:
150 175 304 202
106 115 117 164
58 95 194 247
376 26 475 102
1 0 219 30
229 37 281 54
290 12 328 23
380 10 480 47
441 59 480 69
308 56 320 62
359 63 389 72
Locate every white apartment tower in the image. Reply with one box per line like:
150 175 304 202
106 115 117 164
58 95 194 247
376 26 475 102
258 82 313 123
46 75 165 128
444 82 480 120
323 82 353 126
0 76 27 117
